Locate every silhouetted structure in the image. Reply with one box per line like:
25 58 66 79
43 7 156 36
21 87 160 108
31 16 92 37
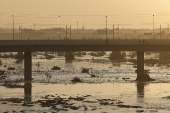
0 39 169 81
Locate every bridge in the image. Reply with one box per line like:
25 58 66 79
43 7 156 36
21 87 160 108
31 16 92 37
1 39 170 81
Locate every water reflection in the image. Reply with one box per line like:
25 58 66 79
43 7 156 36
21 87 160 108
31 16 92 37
1 82 166 112
65 59 73 63
136 82 149 105
137 82 145 98
136 83 147 113
23 82 147 107
112 61 121 67
24 82 32 105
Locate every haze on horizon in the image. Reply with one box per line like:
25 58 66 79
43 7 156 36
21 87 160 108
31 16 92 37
1 0 170 29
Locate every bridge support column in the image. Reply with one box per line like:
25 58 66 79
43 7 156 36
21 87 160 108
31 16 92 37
65 52 74 61
24 49 32 81
136 51 153 81
137 51 144 80
109 51 124 61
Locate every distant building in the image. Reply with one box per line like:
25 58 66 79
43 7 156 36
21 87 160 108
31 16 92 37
97 29 109 34
144 33 152 35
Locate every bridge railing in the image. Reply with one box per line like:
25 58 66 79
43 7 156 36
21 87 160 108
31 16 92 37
0 39 170 45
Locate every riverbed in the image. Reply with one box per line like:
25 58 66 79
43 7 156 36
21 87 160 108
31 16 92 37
0 52 170 113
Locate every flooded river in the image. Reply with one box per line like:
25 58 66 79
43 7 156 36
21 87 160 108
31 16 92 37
0 52 170 113
1 83 170 113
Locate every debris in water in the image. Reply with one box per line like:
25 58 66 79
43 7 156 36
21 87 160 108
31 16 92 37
51 66 61 70
71 77 83 83
8 67 15 70
81 68 89 73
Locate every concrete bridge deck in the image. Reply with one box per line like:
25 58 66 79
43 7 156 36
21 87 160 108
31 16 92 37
0 39 170 46
0 39 169 81
0 39 170 52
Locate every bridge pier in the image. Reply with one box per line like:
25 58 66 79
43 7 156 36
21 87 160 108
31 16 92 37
24 49 32 81
136 51 153 81
136 51 144 81
109 51 124 61
64 52 74 60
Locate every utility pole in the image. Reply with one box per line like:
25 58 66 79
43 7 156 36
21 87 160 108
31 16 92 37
77 21 78 39
58 16 60 43
106 16 107 40
66 25 67 39
160 24 161 39
113 24 114 39
70 25 71 40
153 15 155 44
117 24 119 39
12 15 14 41
168 24 169 39
19 25 20 40
21 25 22 40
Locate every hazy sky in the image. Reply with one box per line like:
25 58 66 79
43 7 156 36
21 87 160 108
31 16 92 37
1 0 170 29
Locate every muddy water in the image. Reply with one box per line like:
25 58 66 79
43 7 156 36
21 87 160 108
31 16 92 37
1 83 170 113
0 52 170 112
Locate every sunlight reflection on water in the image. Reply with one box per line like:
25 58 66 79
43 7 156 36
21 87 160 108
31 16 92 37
0 52 170 112
0 83 170 112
